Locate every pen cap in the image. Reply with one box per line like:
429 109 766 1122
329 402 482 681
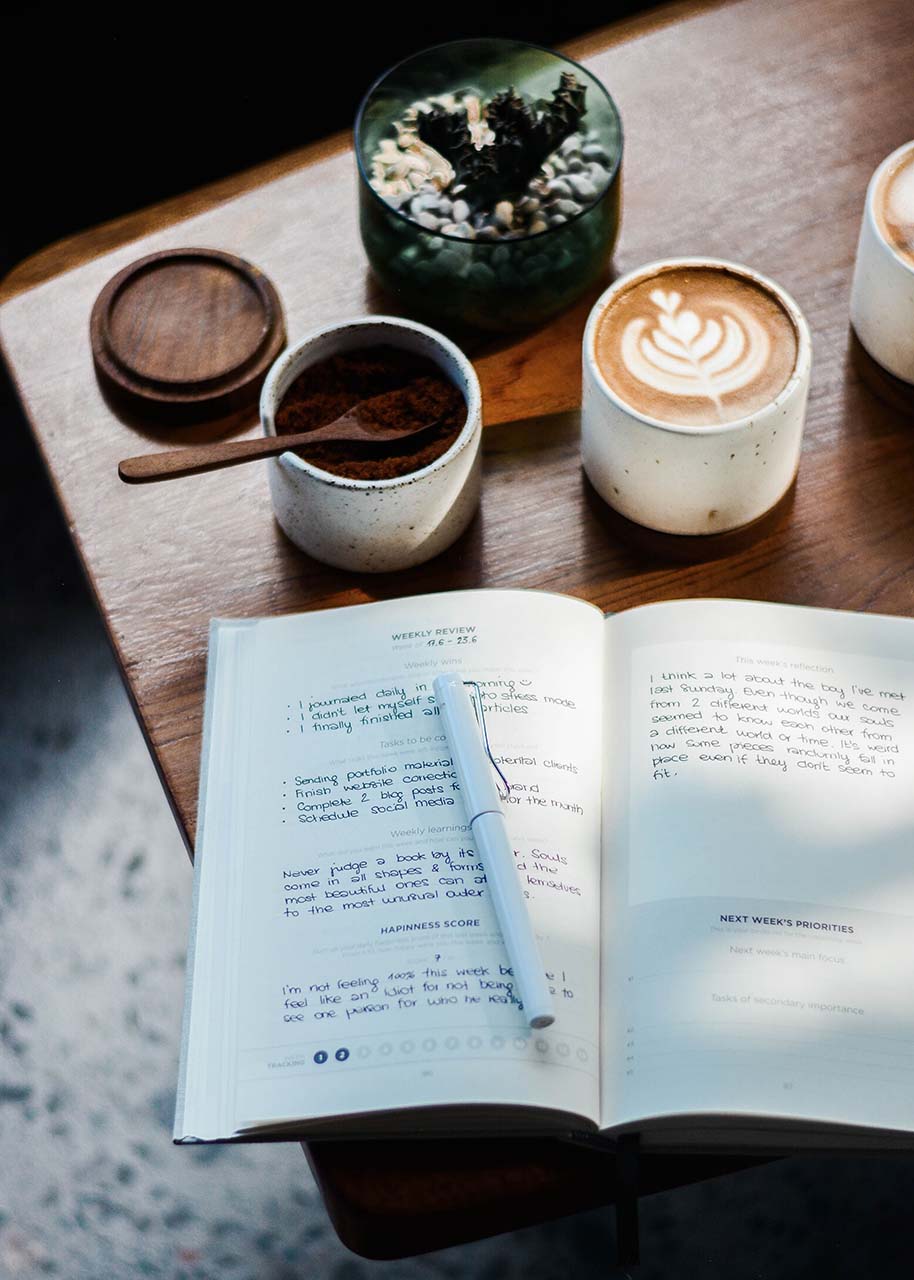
433 674 503 820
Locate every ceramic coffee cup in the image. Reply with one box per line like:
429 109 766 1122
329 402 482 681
260 316 482 572
850 140 914 385
581 258 812 535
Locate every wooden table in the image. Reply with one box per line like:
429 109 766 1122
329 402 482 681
4 0 914 1259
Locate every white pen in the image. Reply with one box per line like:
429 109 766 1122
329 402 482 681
433 673 555 1030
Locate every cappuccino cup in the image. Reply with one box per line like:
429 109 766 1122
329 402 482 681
582 258 812 535
850 140 914 385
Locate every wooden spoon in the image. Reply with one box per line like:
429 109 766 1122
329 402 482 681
118 379 447 484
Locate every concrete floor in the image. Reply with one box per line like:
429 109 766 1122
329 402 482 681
4 372 914 1279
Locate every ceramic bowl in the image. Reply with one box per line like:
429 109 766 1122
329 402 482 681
260 316 482 572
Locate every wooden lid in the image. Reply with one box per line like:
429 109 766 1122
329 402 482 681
90 248 285 421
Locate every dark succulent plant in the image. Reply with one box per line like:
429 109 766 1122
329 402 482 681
417 103 473 171
416 71 587 211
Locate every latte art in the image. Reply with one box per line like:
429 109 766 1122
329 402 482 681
594 266 798 426
621 289 771 414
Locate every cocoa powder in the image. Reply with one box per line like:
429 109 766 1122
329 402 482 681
274 346 466 480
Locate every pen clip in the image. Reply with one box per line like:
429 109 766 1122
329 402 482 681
463 681 511 799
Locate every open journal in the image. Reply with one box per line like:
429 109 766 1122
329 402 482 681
175 591 914 1152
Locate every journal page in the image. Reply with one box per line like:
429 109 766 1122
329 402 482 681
178 589 604 1141
601 599 914 1138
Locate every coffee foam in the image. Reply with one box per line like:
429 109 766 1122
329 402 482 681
593 265 798 426
875 144 914 268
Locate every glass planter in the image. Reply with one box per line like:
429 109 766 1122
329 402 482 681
355 38 623 332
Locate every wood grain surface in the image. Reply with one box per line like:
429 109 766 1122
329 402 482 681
4 0 914 1257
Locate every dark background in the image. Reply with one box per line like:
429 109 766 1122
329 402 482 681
1 1 650 278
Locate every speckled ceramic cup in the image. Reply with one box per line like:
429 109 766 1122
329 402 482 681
850 141 914 385
260 316 482 572
581 258 812 535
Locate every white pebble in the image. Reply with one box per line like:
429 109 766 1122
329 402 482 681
547 177 573 199
494 200 514 229
451 199 470 223
410 192 440 214
566 174 598 201
415 210 441 230
588 162 610 188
